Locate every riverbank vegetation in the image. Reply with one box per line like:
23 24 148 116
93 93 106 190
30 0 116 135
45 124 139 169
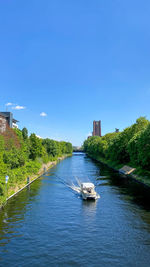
0 127 72 205
83 117 150 185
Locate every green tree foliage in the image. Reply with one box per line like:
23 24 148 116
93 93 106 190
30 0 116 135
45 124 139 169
22 127 28 140
137 123 150 170
13 128 23 141
0 136 7 177
3 146 26 169
83 117 150 172
29 134 43 160
63 142 73 154
83 133 118 159
42 139 72 157
60 141 67 154
0 136 7 198
107 117 149 163
128 123 150 170
0 135 4 153
0 126 73 204
42 139 60 157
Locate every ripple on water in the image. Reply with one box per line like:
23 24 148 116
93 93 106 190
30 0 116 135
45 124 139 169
0 154 150 267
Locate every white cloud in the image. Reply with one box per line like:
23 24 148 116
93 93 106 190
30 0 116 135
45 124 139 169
5 103 25 110
40 112 47 117
5 102 14 106
36 135 42 139
12 105 26 110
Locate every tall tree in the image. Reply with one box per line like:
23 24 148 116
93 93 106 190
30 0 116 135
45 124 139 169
22 127 28 140
29 134 43 160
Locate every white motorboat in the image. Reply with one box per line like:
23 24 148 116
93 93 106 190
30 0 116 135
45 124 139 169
81 183 99 200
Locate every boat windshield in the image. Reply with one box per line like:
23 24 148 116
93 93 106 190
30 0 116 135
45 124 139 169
81 183 95 189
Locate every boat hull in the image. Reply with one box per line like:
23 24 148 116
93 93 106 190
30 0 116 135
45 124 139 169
81 192 98 200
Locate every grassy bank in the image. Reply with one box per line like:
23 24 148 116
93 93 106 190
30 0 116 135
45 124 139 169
0 154 71 208
0 126 73 208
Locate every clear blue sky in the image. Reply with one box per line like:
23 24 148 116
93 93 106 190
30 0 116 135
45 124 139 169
0 0 150 146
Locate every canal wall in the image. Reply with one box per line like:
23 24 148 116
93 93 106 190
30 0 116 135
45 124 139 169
87 153 150 189
0 154 71 210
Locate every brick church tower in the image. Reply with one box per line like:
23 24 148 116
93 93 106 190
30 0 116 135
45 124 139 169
92 120 101 137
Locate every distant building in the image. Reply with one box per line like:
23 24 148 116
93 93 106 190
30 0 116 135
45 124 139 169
115 128 119 133
73 146 83 152
92 120 101 137
0 112 19 132
0 114 7 133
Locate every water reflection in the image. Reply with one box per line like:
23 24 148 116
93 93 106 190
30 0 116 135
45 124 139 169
82 200 97 218
0 178 42 247
0 154 150 267
92 160 150 210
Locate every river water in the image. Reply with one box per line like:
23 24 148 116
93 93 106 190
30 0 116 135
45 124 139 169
0 153 150 267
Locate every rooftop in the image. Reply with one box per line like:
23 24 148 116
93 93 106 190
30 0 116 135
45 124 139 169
0 112 19 123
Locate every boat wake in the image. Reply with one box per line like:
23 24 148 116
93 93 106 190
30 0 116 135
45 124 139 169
54 174 100 199
68 176 82 194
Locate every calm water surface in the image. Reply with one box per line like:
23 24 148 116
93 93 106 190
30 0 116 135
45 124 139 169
0 153 150 267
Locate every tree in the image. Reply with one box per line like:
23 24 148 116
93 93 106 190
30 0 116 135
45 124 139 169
3 147 26 169
22 127 28 140
0 135 7 177
83 117 150 168
29 134 43 160
64 142 73 154
136 123 150 170
107 117 149 163
42 139 60 157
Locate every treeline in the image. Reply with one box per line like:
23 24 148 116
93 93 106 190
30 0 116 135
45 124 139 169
0 127 72 204
83 117 150 172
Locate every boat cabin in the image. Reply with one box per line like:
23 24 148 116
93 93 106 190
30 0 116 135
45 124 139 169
81 183 95 193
